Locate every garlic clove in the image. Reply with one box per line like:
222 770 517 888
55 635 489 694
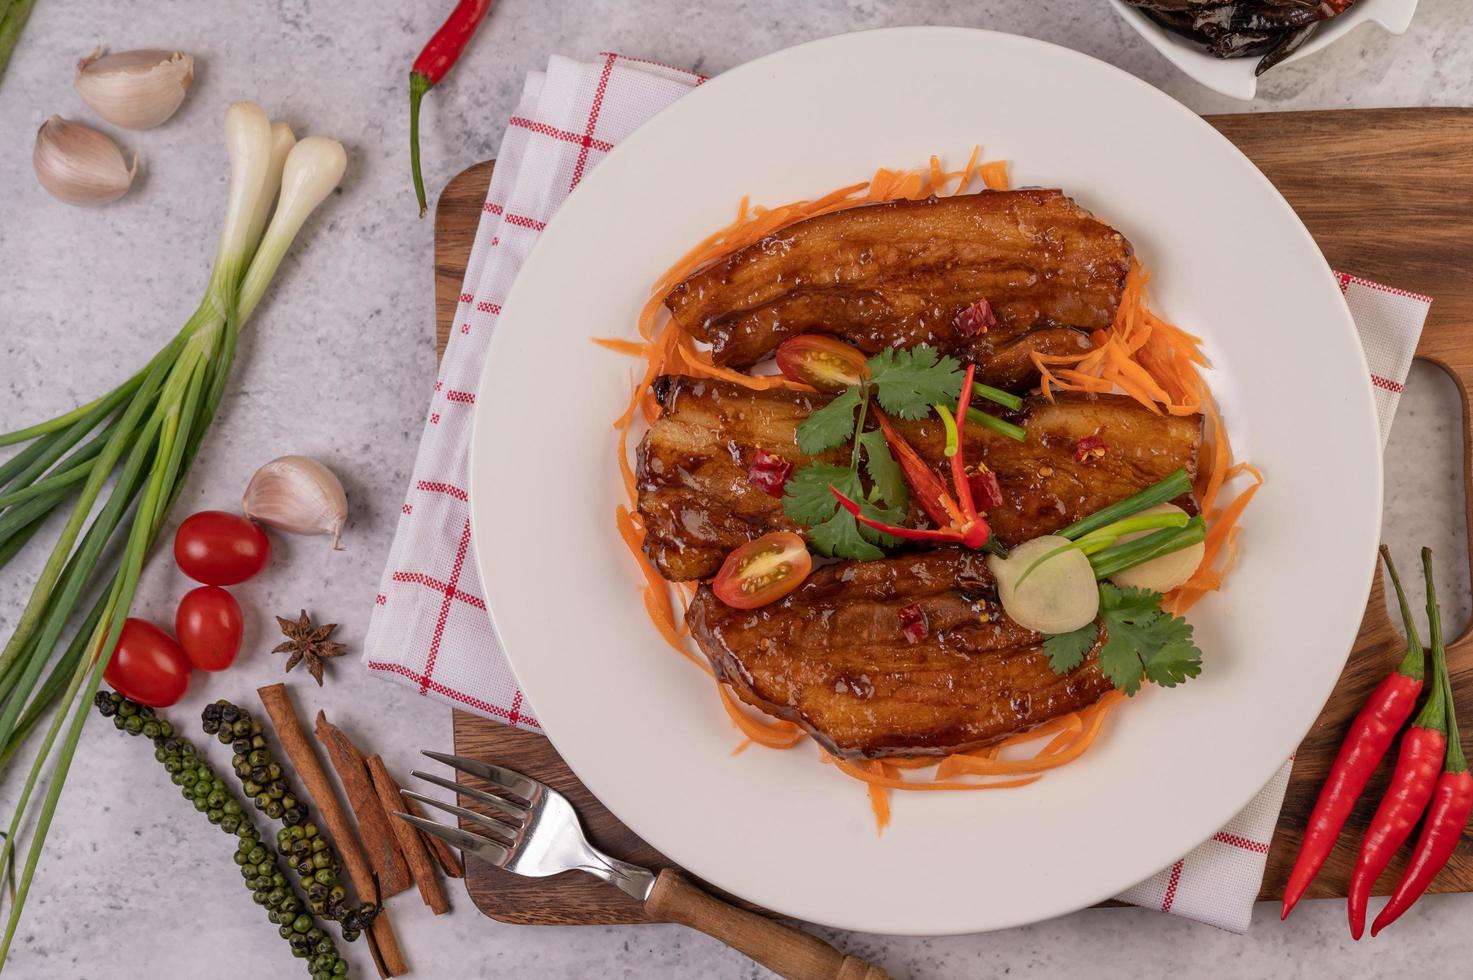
243 455 348 548
33 116 138 206
75 48 195 130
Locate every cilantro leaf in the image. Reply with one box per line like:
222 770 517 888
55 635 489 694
808 508 886 561
1044 624 1098 674
855 496 906 549
1094 583 1203 696
857 429 908 511
781 463 854 526
866 346 965 419
796 386 862 454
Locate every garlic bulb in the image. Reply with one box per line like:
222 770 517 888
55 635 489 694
243 456 348 548
75 48 194 130
33 116 137 206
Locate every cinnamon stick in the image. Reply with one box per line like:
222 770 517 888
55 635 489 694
257 683 408 978
404 793 465 879
367 754 451 914
314 712 413 898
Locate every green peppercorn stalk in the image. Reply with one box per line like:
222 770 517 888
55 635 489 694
95 693 349 978
0 103 347 968
203 700 379 939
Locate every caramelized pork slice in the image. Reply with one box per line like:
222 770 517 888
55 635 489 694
663 190 1133 375
636 376 1200 581
687 549 1113 758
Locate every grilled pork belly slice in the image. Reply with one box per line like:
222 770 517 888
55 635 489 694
662 190 1133 377
636 376 1201 581
686 548 1113 758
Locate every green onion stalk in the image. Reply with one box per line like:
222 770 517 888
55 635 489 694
0 0 37 86
0 102 347 966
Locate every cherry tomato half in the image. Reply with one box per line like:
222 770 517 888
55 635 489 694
174 511 272 585
775 335 869 393
711 531 813 610
104 618 191 708
176 585 244 672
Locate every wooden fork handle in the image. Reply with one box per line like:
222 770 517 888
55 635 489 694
645 868 891 980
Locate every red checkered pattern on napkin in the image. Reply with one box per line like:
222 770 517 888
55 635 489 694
362 52 1432 932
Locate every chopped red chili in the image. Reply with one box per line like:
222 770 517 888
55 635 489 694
898 604 928 644
968 469 1004 511
954 299 996 336
746 449 793 497
1075 435 1107 462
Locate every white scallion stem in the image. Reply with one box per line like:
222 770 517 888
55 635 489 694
242 121 297 261
205 102 275 308
237 136 347 323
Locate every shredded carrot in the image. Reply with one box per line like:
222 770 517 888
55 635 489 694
596 150 1255 832
718 686 805 748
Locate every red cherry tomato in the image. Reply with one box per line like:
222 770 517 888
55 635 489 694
175 586 244 672
711 531 813 610
775 335 869 392
174 511 271 585
104 618 191 708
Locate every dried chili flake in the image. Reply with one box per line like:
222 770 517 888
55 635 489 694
953 299 997 336
1075 435 1107 462
747 449 794 497
898 603 928 644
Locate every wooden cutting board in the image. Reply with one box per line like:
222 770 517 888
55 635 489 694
435 108 1473 926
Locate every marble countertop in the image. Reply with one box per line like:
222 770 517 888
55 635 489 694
2 1 1471 977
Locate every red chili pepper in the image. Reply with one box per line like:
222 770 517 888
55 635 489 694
1369 549 1472 937
1280 546 1425 920
410 0 495 217
746 449 793 498
832 365 991 549
1347 556 1449 942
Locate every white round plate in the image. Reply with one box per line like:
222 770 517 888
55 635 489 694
469 28 1381 935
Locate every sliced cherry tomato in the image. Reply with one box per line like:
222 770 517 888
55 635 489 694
711 531 813 610
104 618 191 708
174 510 271 585
176 585 244 672
775 335 869 393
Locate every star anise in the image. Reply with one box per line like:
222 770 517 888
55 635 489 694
272 610 347 686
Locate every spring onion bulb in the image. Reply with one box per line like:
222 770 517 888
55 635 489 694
0 100 347 966
988 536 1100 634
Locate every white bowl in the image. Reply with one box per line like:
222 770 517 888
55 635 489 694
1109 0 1418 100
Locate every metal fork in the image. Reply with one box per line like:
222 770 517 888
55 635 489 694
398 750 890 980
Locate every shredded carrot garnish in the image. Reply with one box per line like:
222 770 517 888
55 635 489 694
595 149 1256 833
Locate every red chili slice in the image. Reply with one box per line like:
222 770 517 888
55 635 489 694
711 532 813 610
898 603 928 644
1075 435 1107 462
746 449 793 498
775 335 869 392
967 469 1005 511
954 299 997 336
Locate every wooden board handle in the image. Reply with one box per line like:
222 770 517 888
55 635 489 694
1414 313 1473 651
646 869 890 980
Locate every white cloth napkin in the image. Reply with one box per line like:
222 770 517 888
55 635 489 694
362 52 1434 933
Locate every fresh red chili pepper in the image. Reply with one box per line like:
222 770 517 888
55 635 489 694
1347 555 1449 941
1369 549 1473 937
1280 546 1425 920
831 365 991 549
746 449 793 498
410 0 495 217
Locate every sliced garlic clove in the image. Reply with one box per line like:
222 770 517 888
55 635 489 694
75 48 195 130
988 535 1100 635
33 116 137 206
1107 504 1205 593
242 455 348 548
